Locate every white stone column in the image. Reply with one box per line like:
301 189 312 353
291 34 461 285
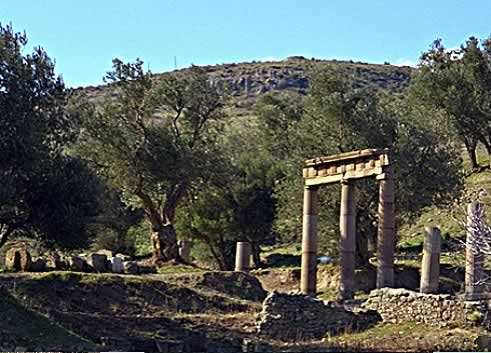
420 226 441 294
339 180 356 300
235 242 251 272
376 169 395 288
300 186 319 295
465 202 484 300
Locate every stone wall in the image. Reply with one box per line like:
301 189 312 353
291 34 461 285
257 292 380 341
362 288 488 327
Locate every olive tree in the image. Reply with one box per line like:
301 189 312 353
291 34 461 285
76 59 227 262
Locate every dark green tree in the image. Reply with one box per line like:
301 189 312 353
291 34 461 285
0 24 98 249
410 37 491 170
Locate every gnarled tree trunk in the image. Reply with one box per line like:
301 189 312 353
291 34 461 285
464 136 479 170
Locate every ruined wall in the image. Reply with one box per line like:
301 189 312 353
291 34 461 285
257 292 380 341
362 288 488 327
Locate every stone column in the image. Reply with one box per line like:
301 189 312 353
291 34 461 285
178 240 192 263
465 202 484 300
235 242 251 272
300 186 319 296
339 180 356 300
376 169 395 288
420 226 441 294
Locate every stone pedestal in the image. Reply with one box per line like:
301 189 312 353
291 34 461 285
339 180 356 300
235 242 251 272
465 202 484 300
300 186 319 295
420 226 441 294
178 239 192 262
376 171 395 288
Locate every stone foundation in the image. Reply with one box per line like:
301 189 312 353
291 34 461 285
362 288 488 327
257 292 380 341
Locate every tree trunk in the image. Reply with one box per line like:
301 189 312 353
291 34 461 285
150 223 179 262
464 137 479 171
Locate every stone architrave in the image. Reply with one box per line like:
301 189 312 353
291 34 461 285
465 202 484 300
235 242 251 272
302 148 395 299
300 186 319 295
339 180 356 299
420 226 441 294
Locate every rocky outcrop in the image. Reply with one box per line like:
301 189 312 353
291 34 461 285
362 288 488 327
257 292 380 341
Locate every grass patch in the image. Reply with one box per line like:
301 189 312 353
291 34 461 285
0 290 94 349
327 321 481 352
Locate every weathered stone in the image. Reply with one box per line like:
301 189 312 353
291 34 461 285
49 253 68 270
123 261 140 274
5 247 31 272
69 256 88 272
88 253 108 272
110 256 124 273
257 292 380 341
29 258 47 272
362 287 488 328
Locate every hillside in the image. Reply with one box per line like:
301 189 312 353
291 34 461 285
78 56 413 116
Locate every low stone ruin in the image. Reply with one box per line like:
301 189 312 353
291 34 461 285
257 292 380 341
362 288 489 328
3 246 149 275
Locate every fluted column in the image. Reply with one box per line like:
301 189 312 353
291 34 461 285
376 169 395 288
300 186 319 295
339 180 356 300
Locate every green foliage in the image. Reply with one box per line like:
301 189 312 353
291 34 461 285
76 59 228 260
410 36 491 170
0 24 100 249
258 65 463 261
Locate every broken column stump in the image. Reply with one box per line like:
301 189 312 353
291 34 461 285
420 226 441 294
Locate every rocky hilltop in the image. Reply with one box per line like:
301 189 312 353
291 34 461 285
78 56 413 116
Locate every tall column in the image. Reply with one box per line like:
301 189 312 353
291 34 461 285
339 180 356 300
420 226 441 294
376 169 395 288
300 186 319 296
465 202 484 300
235 242 251 272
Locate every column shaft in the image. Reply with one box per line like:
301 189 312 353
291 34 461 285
235 242 251 272
420 226 441 293
339 180 356 300
465 202 484 300
300 186 319 295
376 170 395 288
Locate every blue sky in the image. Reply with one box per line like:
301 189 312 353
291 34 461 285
3 0 491 87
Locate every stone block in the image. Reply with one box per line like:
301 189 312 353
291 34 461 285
110 256 124 273
69 256 88 272
123 261 140 274
88 253 108 272
5 247 31 272
29 258 47 272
